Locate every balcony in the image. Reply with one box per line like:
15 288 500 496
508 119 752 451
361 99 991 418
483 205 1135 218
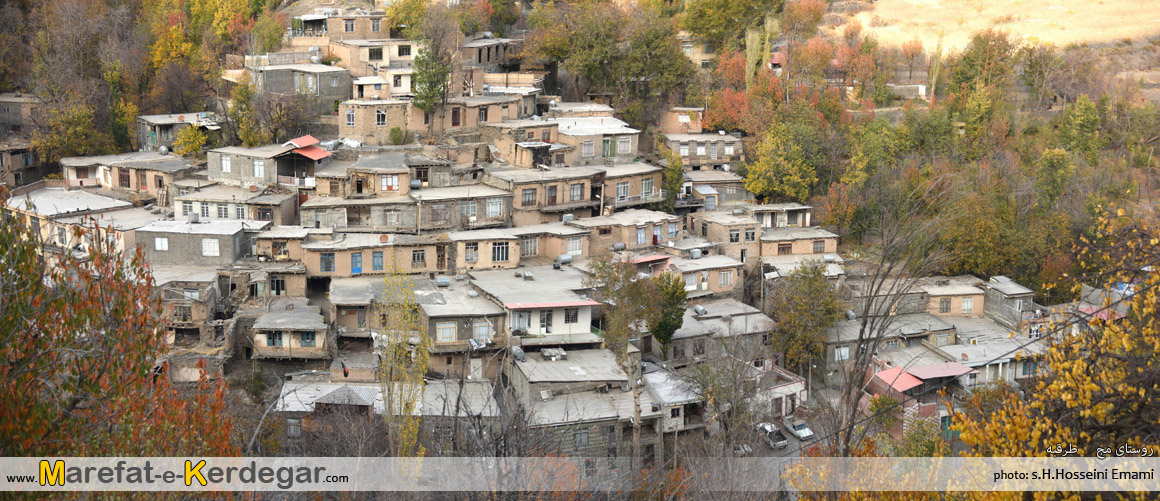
278 176 316 188
68 178 100 188
610 190 665 208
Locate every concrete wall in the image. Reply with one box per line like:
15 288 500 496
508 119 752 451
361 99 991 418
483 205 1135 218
451 239 520 271
339 101 410 145
252 328 329 359
207 151 275 186
139 228 247 266
927 293 985 317
679 266 742 296
302 243 442 277
759 236 838 258
560 133 639 166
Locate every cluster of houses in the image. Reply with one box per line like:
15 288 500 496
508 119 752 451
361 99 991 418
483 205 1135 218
0 4 1092 460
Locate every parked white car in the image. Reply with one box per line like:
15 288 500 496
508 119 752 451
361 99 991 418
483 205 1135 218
781 416 814 441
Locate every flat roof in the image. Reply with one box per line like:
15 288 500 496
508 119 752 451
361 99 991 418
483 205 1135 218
550 117 639 136
137 112 213 125
0 93 39 103
328 276 388 306
6 188 131 217
254 299 327 331
694 211 759 226
684 170 743 183
448 95 521 107
211 143 294 159
410 184 510 201
302 233 430 251
350 152 409 172
56 206 165 231
446 229 518 241
259 63 348 73
644 370 700 406
299 193 412 208
529 389 661 426
257 226 313 240
150 265 222 286
594 162 661 178
986 276 1034 296
173 185 259 203
673 298 772 340
506 222 590 237
828 313 955 344
278 382 390 414
60 151 195 173
414 279 505 318
484 86 540 96
760 254 845 278
760 227 838 242
918 275 985 296
547 102 614 114
664 133 742 143
670 254 742 273
488 166 600 183
485 119 558 129
514 349 626 383
746 202 812 212
139 219 268 235
566 209 678 228
470 265 595 309
422 380 500 418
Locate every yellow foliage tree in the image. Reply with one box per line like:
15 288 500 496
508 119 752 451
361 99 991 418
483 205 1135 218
173 126 208 157
745 123 817 202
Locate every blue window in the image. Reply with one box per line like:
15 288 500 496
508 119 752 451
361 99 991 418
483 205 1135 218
321 253 335 272
300 332 316 347
351 252 362 274
372 251 383 271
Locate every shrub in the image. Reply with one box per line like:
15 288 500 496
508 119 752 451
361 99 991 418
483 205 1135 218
389 127 408 145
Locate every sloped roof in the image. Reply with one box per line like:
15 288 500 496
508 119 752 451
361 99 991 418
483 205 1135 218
874 366 923 393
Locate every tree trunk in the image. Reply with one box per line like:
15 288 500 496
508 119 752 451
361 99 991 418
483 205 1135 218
632 377 643 472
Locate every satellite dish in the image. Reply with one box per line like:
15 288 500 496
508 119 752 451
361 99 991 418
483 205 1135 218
158 146 170 155
310 55 321 64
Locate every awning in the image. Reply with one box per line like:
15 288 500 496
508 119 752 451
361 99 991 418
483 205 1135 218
504 300 601 309
874 366 922 393
293 145 332 161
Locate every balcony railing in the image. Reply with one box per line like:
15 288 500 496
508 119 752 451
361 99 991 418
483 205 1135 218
611 190 666 208
278 176 316 188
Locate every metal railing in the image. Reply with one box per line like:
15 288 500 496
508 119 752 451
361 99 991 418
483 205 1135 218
610 190 666 208
278 176 316 188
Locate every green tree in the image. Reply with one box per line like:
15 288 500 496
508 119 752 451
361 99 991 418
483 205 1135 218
174 126 208 157
229 75 268 146
1034 148 1074 206
524 1 623 100
766 262 842 373
949 29 1015 93
681 0 784 48
745 123 818 202
1058 94 1101 164
251 11 285 54
412 47 452 136
614 7 696 124
656 138 685 212
386 0 428 37
650 272 687 355
31 103 115 163
844 118 903 189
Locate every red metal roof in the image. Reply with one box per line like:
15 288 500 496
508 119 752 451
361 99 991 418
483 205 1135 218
504 300 601 309
285 135 320 148
875 366 923 393
769 53 787 66
293 145 331 161
907 362 976 380
1078 306 1125 321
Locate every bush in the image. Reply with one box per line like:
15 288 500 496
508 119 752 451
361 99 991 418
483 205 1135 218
389 127 408 145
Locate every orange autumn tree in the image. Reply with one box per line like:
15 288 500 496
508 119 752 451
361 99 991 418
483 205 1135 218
0 192 235 457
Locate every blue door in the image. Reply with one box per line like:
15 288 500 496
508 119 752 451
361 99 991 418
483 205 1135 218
351 252 362 274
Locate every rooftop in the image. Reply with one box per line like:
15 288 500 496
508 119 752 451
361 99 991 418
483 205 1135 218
174 184 260 203
328 276 389 306
986 276 1035 296
549 117 640 136
644 370 701 406
137 112 216 125
60 151 195 173
257 226 313 240
594 162 661 178
448 94 521 107
760 254 846 278
6 188 131 217
258 63 348 73
684 170 744 183
410 184 510 201
507 222 590 237
565 209 678 228
514 348 626 383
545 102 614 115
917 275 985 296
253 298 327 331
669 254 742 273
469 265 595 309
693 211 759 226
664 133 742 143
278 382 391 414
674 298 772 340
760 226 838 242
56 206 165 231
422 380 501 418
746 202 812 212
414 279 505 318
446 228 518 241
301 233 430 251
529 389 661 426
138 219 269 235
828 313 955 344
150 265 222 286
487 166 600 183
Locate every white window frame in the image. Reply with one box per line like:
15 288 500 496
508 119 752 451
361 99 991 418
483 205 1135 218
835 345 850 361
718 270 734 287
486 198 502 218
346 110 355 127
636 227 646 245
521 237 538 257
154 237 169 251
678 143 689 156
376 109 386 126
217 204 229 219
617 136 631 154
382 174 399 191
724 143 735 156
386 211 400 225
221 155 231 173
668 222 678 239
696 143 706 156
253 159 265 178
201 238 220 257
236 205 246 219
962 297 974 315
582 140 595 157
567 237 582 256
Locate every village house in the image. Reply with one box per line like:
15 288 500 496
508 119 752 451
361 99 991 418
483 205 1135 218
934 316 1045 388
744 202 813 228
643 369 706 434
225 258 309 303
461 33 519 71
863 362 975 438
480 119 564 168
683 170 750 210
174 184 297 226
299 232 444 282
327 276 388 351
677 31 717 70
549 116 641 166
686 211 761 265
566 209 683 252
328 38 419 80
409 95 521 134
752 364 810 419
0 92 40 135
669 254 745 302
658 106 705 135
325 8 389 41
249 297 330 361
54 206 164 257
982 275 1041 329
4 184 132 260
483 72 544 116
759 226 839 258
665 132 744 171
60 151 196 202
541 101 615 119
917 275 986 317
339 99 411 144
446 229 521 272
597 163 665 211
411 184 513 232
135 112 222 152
152 265 234 382
207 135 332 190
822 313 959 387
0 135 39 187
484 166 601 225
507 222 591 265
247 62 352 114
470 265 603 349
415 277 507 379
303 153 416 230
667 298 774 368
136 219 269 267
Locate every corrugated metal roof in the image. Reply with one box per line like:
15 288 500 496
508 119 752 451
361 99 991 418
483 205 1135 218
875 366 923 393
907 362 976 380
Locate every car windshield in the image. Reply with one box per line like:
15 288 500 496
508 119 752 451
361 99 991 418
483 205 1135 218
795 423 809 431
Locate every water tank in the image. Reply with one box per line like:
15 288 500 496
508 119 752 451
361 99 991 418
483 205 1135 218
410 179 422 189
561 213 574 222
556 254 573 265
310 55 322 64
435 276 451 287
845 310 857 320
721 313 732 322
611 242 626 251
690 249 702 259
188 212 199 223
511 346 527 362
693 305 707 316
158 146 170 155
